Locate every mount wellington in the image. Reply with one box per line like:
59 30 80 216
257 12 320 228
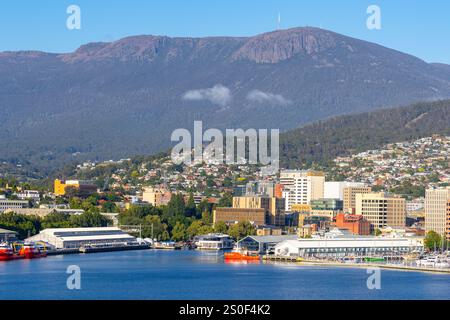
1 27 450 174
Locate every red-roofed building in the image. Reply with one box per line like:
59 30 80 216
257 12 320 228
334 213 371 235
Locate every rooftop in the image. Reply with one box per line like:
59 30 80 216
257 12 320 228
0 228 18 234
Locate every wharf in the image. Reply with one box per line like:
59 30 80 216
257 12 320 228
262 255 450 274
46 244 151 255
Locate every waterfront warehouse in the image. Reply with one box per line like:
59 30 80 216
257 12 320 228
237 235 298 254
26 227 138 249
274 237 423 258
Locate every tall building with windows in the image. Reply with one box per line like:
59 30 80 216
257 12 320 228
424 187 450 240
232 196 285 226
447 200 450 241
324 182 366 200
343 186 372 214
280 170 325 211
355 193 406 229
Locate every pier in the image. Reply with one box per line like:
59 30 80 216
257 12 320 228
262 255 450 274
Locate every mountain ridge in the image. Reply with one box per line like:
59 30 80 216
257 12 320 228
1 27 450 174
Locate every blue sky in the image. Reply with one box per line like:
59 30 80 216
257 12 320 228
0 0 449 63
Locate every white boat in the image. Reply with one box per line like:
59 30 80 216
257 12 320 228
194 234 234 251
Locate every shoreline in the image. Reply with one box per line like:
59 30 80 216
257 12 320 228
262 256 450 274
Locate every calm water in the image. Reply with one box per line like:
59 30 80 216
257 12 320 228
0 250 449 300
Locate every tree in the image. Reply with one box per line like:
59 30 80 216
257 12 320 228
228 221 256 240
217 192 233 207
374 228 382 236
0 213 41 239
70 212 110 228
101 201 118 213
214 221 228 234
187 220 209 239
424 231 442 251
201 210 213 225
142 215 168 240
185 193 197 217
197 199 212 217
167 193 185 217
171 221 187 241
41 212 72 229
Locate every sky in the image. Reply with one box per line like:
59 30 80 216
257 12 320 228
0 0 449 63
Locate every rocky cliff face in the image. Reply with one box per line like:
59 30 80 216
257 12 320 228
231 27 340 63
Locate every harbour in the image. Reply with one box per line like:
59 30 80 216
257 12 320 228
0 250 448 300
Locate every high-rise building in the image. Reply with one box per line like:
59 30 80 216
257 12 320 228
424 187 450 239
324 182 366 200
343 186 372 213
355 193 406 230
447 200 450 241
280 170 325 211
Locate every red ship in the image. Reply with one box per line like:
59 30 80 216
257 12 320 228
0 243 24 261
18 242 47 259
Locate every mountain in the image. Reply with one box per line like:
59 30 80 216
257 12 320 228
1 27 450 173
280 99 450 168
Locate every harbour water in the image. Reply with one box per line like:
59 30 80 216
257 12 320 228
0 250 449 300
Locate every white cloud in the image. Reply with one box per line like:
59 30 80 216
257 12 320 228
246 90 292 106
182 84 232 106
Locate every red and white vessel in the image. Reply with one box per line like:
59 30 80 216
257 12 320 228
18 242 47 259
0 243 24 261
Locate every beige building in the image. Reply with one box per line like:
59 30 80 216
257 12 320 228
447 200 450 241
355 193 406 229
142 187 172 207
213 208 266 226
424 187 450 239
343 186 372 213
232 196 285 226
280 170 325 211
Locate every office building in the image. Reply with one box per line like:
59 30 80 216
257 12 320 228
280 170 325 211
324 182 366 200
355 193 406 229
343 186 372 213
213 207 266 227
424 187 450 240
447 200 450 241
233 196 285 226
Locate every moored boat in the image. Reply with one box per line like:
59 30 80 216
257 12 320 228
0 243 25 261
18 242 47 259
224 250 260 261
